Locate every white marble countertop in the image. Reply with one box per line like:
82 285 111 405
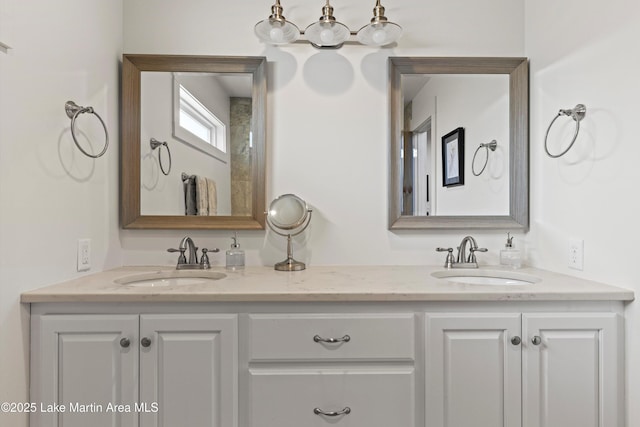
20 265 634 303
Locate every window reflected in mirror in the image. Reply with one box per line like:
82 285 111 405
121 54 266 230
140 71 253 217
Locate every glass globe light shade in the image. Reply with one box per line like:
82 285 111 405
356 21 402 46
255 18 300 44
304 21 350 47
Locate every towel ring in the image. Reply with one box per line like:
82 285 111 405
64 101 109 158
150 138 172 175
472 140 497 176
544 104 586 158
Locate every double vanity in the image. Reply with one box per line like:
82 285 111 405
22 53 630 426
23 265 632 427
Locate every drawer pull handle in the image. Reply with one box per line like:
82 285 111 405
313 334 351 344
314 407 351 417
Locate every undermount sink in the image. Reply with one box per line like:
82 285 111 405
114 270 226 287
431 269 540 286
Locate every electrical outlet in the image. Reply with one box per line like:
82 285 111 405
568 238 584 271
77 239 91 272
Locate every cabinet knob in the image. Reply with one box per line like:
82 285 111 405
531 335 542 346
119 338 130 348
141 337 152 347
313 334 351 344
314 407 351 417
510 336 521 345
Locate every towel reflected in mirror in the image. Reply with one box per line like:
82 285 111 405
182 173 217 216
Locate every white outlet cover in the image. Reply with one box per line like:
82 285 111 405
568 238 584 271
77 239 91 272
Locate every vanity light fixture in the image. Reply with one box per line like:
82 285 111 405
254 0 402 49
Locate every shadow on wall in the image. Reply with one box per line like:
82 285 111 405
303 51 354 95
262 43 393 95
262 46 297 91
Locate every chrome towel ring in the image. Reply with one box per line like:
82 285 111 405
150 138 172 175
544 104 586 158
472 140 497 176
64 100 109 158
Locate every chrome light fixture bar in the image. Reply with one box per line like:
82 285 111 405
254 0 402 49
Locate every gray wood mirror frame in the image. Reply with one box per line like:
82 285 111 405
389 57 529 230
121 54 266 229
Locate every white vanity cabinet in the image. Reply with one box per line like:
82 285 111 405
521 313 623 427
27 295 628 426
30 313 237 427
425 312 623 427
244 313 417 427
31 314 140 427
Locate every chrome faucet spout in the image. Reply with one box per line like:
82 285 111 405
436 236 487 269
456 236 478 263
179 237 198 265
168 237 217 270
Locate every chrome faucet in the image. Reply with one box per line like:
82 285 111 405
168 237 219 270
181 236 198 264
436 235 487 269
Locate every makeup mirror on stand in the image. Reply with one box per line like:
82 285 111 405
266 194 313 271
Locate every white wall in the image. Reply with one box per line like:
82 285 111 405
122 0 525 269
524 0 640 424
0 0 123 425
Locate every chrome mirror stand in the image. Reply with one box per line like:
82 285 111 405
265 194 313 271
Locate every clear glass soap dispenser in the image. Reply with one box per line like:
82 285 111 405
500 232 522 269
226 232 245 270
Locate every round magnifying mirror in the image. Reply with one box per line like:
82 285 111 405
268 194 309 230
266 194 313 271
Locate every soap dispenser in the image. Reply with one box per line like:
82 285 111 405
226 232 245 270
500 232 522 269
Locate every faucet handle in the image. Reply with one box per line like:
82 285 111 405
436 247 455 269
167 247 187 264
468 247 488 263
199 248 220 269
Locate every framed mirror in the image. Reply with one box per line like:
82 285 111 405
121 54 267 229
388 57 528 230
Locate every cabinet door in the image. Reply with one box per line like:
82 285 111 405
425 313 522 427
522 313 623 427
139 314 237 427
32 314 139 427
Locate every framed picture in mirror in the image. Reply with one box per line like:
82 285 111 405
442 127 465 187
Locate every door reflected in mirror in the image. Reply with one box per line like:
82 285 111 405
401 73 510 217
389 57 529 230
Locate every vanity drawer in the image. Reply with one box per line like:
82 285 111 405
249 369 415 427
247 313 415 361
